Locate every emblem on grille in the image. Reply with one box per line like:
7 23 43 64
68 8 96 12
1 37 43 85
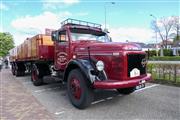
141 58 147 67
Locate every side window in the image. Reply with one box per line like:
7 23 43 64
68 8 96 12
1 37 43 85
59 31 67 42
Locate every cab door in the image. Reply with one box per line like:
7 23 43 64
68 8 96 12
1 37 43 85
54 30 69 70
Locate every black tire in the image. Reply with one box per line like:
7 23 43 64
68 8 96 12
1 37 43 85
31 64 43 86
67 69 94 109
117 87 135 95
15 70 24 76
14 63 25 77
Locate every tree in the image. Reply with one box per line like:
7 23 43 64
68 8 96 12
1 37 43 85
0 32 14 57
151 16 174 49
172 16 180 42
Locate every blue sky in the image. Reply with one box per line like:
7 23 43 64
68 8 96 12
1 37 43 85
0 0 179 46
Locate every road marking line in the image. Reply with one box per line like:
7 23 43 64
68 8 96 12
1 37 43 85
118 94 122 97
92 84 159 105
135 84 159 92
106 97 113 100
54 111 65 115
92 99 105 105
34 87 61 93
23 81 32 84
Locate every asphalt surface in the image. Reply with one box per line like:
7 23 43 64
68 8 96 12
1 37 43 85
2 69 180 120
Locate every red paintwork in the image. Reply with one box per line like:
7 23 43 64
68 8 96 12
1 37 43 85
54 23 151 89
93 73 151 89
32 70 38 81
38 45 54 61
70 78 82 100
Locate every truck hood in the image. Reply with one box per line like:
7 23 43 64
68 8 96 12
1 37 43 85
73 41 142 52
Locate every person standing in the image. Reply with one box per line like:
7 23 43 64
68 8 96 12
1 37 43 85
4 58 9 69
0 58 3 72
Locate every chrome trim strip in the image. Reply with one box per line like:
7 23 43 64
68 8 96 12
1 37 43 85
77 53 113 56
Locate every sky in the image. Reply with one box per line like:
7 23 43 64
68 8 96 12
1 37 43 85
0 0 179 46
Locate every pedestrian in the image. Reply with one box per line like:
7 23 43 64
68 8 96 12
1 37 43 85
4 59 9 69
0 58 3 72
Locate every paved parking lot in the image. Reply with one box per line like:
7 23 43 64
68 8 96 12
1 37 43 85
1 69 180 120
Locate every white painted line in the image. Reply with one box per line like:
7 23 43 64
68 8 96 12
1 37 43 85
135 84 159 92
118 94 122 97
54 111 65 115
91 84 159 105
106 97 113 100
92 99 105 105
34 87 60 93
23 81 32 84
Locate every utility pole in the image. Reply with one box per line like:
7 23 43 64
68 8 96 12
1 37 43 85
104 2 115 32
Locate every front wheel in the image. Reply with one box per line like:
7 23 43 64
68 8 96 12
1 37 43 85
117 87 135 95
67 69 94 109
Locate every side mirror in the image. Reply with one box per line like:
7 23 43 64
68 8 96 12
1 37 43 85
51 31 59 41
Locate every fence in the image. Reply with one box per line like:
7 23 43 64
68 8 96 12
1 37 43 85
147 62 180 86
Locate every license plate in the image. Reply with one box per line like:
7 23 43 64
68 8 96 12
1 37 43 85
136 83 145 90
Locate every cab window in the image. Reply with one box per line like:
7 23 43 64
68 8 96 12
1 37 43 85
59 31 67 42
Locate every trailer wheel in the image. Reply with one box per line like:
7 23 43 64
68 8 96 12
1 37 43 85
14 63 25 76
67 69 94 109
31 64 43 86
116 87 135 95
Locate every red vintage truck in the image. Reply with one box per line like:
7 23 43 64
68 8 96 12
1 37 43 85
9 18 151 109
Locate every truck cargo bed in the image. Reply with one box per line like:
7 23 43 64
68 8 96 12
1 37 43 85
10 34 54 62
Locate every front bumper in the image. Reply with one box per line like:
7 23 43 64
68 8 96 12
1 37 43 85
93 73 151 89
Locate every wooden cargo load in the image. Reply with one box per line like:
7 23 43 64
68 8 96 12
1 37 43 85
9 34 54 62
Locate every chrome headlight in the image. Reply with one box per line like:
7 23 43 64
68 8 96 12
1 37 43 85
96 61 104 71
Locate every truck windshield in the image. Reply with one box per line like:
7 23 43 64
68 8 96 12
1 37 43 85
70 28 111 42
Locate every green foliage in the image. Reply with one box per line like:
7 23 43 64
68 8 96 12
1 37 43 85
163 49 173 56
149 56 180 61
145 50 157 57
0 32 14 57
147 49 174 57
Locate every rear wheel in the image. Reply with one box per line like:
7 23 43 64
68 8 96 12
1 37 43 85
14 63 25 76
31 64 43 86
117 87 135 95
67 69 94 109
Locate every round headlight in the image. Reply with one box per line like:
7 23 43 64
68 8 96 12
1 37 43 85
96 61 104 71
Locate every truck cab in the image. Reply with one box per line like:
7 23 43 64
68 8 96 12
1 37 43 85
51 18 151 109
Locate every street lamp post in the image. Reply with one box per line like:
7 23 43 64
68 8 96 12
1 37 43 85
104 2 115 32
150 14 158 56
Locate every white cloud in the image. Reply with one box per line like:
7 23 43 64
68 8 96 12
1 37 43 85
0 3 9 11
63 0 79 4
42 0 79 10
12 32 31 46
0 26 3 32
11 11 72 46
11 11 71 32
109 27 154 43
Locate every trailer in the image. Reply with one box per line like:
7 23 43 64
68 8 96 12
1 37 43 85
10 34 54 82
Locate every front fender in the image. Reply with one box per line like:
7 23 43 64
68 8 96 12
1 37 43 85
63 59 96 83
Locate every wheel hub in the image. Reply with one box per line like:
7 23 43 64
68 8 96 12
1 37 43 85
70 78 82 100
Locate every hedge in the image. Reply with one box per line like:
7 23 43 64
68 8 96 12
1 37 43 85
149 56 180 61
